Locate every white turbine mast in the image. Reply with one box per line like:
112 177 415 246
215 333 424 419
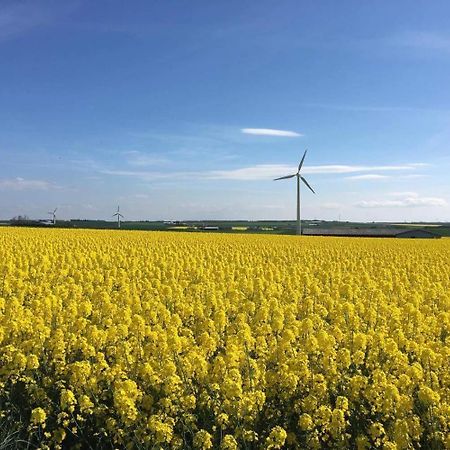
274 150 316 235
47 207 57 225
112 205 124 228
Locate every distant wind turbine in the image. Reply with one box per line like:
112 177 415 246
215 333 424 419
274 150 316 235
48 208 57 225
112 205 124 229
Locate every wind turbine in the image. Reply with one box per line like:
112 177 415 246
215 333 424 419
274 150 315 235
112 205 124 228
48 208 57 225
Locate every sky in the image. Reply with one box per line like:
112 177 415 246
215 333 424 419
1 0 450 222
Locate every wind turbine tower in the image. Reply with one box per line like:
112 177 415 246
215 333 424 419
48 208 57 225
274 150 316 235
113 205 124 229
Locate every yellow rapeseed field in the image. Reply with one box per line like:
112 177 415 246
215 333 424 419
0 228 449 449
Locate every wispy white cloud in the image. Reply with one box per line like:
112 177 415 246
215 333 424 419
241 128 302 137
388 191 419 197
397 174 427 179
210 162 426 180
407 163 431 168
302 163 424 175
210 164 294 180
321 202 342 210
123 151 169 167
0 177 56 190
355 192 447 208
345 174 390 181
100 162 427 182
101 169 156 178
100 169 201 180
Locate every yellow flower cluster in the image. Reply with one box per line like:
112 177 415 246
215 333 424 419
0 228 449 449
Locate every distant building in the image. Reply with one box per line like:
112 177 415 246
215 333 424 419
302 228 441 239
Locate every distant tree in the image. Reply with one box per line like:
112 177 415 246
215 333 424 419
10 215 31 224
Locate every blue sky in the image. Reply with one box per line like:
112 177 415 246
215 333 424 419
1 0 449 222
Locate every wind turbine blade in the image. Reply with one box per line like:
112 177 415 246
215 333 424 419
298 149 307 173
300 176 315 194
274 174 296 181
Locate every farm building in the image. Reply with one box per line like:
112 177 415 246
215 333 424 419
302 228 441 239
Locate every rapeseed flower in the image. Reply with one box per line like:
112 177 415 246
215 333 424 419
0 228 448 448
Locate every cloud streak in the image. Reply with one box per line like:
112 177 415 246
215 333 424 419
100 162 427 182
123 151 169 167
355 192 447 208
241 128 302 137
100 169 202 180
345 174 390 181
209 163 425 180
0 177 56 190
